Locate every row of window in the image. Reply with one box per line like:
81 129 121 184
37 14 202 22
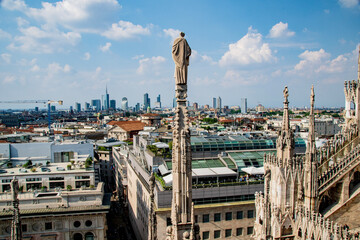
200 210 254 223
202 227 254 239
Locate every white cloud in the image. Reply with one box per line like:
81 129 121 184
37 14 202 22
102 21 150 40
192 77 216 86
3 75 15 84
222 70 264 86
84 52 91 60
137 56 166 75
16 17 29 27
163 28 181 41
339 0 359 8
1 53 11 64
30 65 40 72
201 55 217 65
219 27 274 66
47 62 71 76
291 47 357 76
1 0 27 11
0 29 11 39
63 64 71 72
294 49 330 71
95 67 102 75
100 42 111 52
8 25 81 53
268 22 295 38
132 55 144 60
27 0 120 32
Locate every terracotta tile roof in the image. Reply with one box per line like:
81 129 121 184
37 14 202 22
108 121 146 132
141 113 160 117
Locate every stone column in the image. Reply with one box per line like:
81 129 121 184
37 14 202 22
170 33 195 240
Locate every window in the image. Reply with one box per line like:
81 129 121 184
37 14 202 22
85 220 92 227
225 229 232 238
26 178 42 182
203 214 209 223
74 221 81 228
195 215 198 223
225 212 232 221
202 231 210 239
214 230 221 239
166 218 171 226
75 176 90 180
248 210 254 218
22 224 27 232
236 211 243 219
45 222 52 230
50 182 64 189
247 226 254 235
236 228 243 236
214 213 221 222
75 181 90 188
49 177 64 181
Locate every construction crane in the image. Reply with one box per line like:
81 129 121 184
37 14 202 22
0 100 63 132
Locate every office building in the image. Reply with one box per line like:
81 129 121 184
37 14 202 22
110 99 116 110
75 102 81 112
84 102 90 111
213 97 216 109
155 94 161 108
173 97 177 108
217 96 222 110
91 99 101 112
135 103 140 112
0 141 108 240
144 93 150 110
121 97 128 110
102 87 110 110
50 105 56 112
241 98 247 114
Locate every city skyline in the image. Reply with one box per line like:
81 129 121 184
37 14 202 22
0 0 359 109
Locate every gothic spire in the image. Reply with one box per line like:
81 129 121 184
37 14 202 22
304 85 318 212
282 86 290 132
10 177 22 240
307 85 316 157
276 86 294 163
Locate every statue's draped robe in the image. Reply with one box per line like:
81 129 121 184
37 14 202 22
172 37 191 85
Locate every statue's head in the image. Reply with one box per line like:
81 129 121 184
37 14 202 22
180 32 185 37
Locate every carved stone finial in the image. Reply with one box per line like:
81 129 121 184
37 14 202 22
283 86 289 103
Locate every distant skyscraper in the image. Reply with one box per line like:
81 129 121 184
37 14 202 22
135 103 140 112
102 86 110 110
34 107 39 112
144 93 150 110
213 97 216 109
75 102 81 112
121 97 128 110
193 102 198 111
84 102 90 111
155 94 161 108
50 106 56 112
110 99 116 110
241 98 247 113
217 96 222 110
173 97 177 108
91 99 101 112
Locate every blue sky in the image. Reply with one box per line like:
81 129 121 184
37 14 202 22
0 0 359 110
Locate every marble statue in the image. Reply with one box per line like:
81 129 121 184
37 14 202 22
172 32 191 85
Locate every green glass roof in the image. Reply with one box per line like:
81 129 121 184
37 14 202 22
222 157 236 169
228 150 276 170
165 158 225 170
